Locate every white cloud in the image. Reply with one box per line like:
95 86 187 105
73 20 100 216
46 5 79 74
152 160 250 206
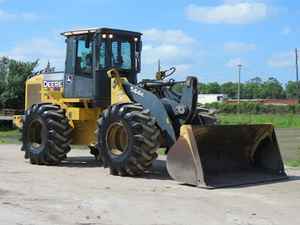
185 2 269 24
143 28 195 45
226 58 246 67
224 42 256 53
0 9 37 22
174 64 195 78
142 44 192 65
142 29 197 65
0 38 65 70
268 51 294 68
0 29 200 80
175 64 192 73
281 26 292 35
140 28 201 80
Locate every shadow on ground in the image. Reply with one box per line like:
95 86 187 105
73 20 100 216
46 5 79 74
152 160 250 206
60 156 101 168
59 156 300 186
226 175 300 189
60 156 171 180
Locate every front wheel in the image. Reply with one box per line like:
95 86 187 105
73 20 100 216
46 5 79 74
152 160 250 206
97 103 160 176
22 103 72 165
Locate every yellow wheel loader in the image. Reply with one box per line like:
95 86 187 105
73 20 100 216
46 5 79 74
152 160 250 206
15 27 287 188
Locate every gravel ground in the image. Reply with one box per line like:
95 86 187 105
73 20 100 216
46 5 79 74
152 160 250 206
0 144 300 225
276 128 300 160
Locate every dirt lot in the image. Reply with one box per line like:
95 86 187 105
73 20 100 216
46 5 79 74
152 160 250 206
0 145 300 225
276 128 300 160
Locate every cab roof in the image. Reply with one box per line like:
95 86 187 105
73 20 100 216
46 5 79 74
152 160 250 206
61 27 142 37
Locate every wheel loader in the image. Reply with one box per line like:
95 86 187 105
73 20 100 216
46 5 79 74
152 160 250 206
14 27 287 188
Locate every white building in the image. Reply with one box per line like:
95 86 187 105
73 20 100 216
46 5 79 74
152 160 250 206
197 94 227 104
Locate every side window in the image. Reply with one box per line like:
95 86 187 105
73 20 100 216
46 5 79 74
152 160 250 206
111 41 132 70
76 39 92 75
121 42 131 69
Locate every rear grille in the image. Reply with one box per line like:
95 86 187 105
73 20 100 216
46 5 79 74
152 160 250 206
26 84 41 108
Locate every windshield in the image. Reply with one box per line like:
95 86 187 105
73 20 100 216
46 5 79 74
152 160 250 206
111 40 132 70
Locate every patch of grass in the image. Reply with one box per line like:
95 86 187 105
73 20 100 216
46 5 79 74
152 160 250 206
219 114 300 128
285 160 300 168
0 129 21 144
158 148 166 155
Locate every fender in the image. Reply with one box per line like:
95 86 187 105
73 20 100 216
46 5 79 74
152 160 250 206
123 81 176 148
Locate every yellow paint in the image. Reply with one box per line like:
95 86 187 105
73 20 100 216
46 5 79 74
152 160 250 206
60 98 91 103
21 68 133 146
111 78 131 104
71 120 98 145
108 68 131 105
25 75 43 110
65 107 101 121
13 115 23 129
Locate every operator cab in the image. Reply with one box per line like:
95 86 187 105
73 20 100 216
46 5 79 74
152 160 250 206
62 27 142 106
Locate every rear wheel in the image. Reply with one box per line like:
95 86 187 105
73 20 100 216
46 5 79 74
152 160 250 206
22 103 72 165
97 103 160 176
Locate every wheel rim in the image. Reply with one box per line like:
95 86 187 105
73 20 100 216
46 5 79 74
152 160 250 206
106 121 129 156
27 119 44 149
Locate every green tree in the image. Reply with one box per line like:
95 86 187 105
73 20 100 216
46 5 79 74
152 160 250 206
259 77 285 99
0 59 38 109
286 81 299 99
0 57 9 102
242 77 263 99
200 82 221 94
198 82 207 93
221 82 237 98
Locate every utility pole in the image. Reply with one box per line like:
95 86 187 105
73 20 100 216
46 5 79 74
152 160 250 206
296 48 300 100
237 64 242 105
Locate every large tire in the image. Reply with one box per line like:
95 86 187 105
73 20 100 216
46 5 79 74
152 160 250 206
97 103 160 176
22 103 72 165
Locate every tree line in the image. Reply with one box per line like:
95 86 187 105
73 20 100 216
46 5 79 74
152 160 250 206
0 56 299 110
174 77 299 99
0 57 37 109
199 77 299 99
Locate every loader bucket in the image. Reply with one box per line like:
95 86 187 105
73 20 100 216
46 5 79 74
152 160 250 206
167 124 287 188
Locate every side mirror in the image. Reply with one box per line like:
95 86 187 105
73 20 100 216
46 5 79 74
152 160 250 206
135 52 141 73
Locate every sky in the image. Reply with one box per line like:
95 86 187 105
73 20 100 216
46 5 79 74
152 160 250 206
0 0 299 84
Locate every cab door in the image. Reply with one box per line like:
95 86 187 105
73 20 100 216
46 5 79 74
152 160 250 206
93 37 110 106
64 35 94 98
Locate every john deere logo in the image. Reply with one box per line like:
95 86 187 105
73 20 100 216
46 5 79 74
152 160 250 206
43 80 63 88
